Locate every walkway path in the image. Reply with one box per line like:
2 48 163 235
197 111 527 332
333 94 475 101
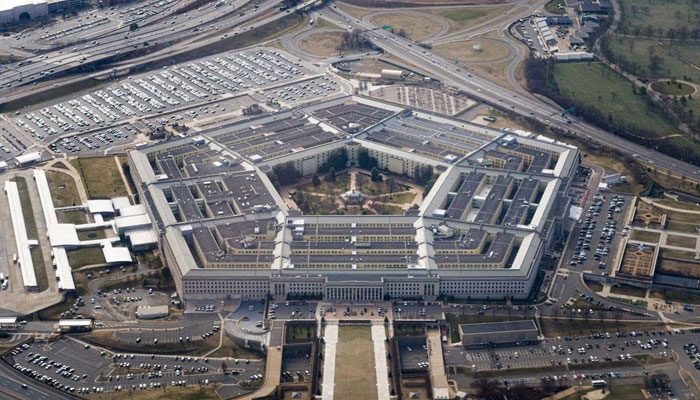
114 155 134 201
321 321 339 400
643 198 700 215
371 322 391 400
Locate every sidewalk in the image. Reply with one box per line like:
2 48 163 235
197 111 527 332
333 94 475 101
321 321 339 400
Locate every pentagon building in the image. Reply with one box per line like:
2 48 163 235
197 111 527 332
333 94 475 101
128 96 579 301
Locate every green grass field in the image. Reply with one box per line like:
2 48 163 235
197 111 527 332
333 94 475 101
553 62 680 137
552 62 700 160
335 326 377 400
617 0 699 39
604 35 700 83
67 247 106 268
70 157 128 199
651 80 695 96
545 0 566 14
629 229 660 243
46 170 82 207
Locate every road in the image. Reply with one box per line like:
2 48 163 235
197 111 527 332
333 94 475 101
321 3 700 182
0 0 279 97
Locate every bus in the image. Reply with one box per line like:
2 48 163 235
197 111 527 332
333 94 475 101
591 380 607 388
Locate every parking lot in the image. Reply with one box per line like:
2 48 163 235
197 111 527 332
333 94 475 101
281 343 312 384
444 328 680 373
562 190 633 278
3 47 333 160
5 336 257 396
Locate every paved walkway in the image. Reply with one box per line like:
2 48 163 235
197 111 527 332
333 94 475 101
371 322 391 400
321 321 339 400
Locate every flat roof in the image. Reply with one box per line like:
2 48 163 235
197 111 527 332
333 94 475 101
460 320 537 335
0 0 46 12
58 319 92 327
4 180 37 288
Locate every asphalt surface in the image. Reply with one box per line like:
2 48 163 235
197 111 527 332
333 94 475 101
321 2 700 181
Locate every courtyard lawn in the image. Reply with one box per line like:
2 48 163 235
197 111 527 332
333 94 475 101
46 170 82 207
71 157 128 199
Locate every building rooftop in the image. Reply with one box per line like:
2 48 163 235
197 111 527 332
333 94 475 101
460 320 537 335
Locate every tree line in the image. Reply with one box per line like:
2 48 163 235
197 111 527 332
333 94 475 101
524 57 700 166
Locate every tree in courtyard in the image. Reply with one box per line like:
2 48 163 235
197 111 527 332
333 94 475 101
311 173 321 187
385 176 396 195
371 167 382 182
327 167 336 182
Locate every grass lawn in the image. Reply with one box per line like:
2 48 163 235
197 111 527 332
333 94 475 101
358 175 406 196
650 289 700 305
659 248 698 261
67 247 106 268
46 170 82 207
617 0 699 41
38 292 79 320
298 174 350 194
584 280 604 292
654 199 700 211
666 234 697 248
545 0 566 14
434 5 516 34
203 333 261 360
374 192 415 204
87 385 219 400
370 203 406 215
77 228 108 241
561 384 644 400
539 319 665 337
335 2 374 20
56 210 87 224
603 34 700 116
294 193 338 215
12 177 49 291
369 13 443 42
657 257 700 279
285 324 315 343
664 209 700 233
299 31 349 57
651 80 695 96
610 284 647 298
609 297 647 308
552 62 682 139
335 325 377 400
71 157 128 199
433 38 510 63
83 330 224 356
467 59 517 92
629 229 660 243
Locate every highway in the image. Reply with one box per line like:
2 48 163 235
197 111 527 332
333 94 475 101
321 3 700 182
0 0 276 94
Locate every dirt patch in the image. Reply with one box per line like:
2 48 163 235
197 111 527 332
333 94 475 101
298 30 351 57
